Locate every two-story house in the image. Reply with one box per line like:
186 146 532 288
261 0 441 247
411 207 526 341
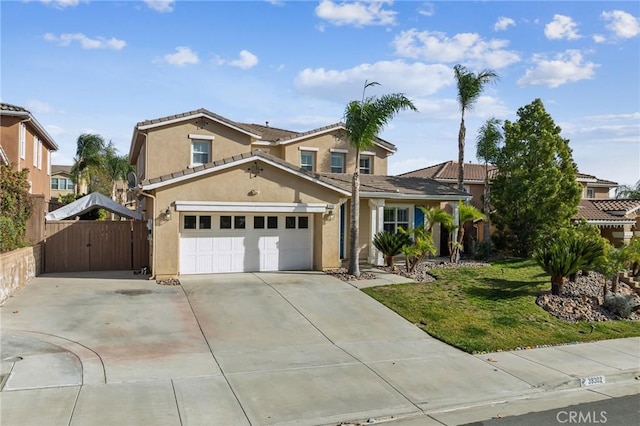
50 165 76 200
0 102 58 200
402 161 637 247
128 108 469 278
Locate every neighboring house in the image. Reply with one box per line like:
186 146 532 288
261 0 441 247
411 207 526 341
401 160 634 247
574 199 640 246
50 165 78 199
0 102 58 200
128 108 469 278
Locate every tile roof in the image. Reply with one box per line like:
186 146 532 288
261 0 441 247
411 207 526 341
238 123 298 141
136 108 261 136
576 172 618 185
52 164 72 175
0 102 29 113
574 199 639 223
399 161 495 182
141 150 468 199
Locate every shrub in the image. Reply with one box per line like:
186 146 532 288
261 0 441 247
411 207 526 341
603 293 635 319
0 165 32 253
373 231 411 267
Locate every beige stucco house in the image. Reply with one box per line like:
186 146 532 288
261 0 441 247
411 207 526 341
128 108 469 279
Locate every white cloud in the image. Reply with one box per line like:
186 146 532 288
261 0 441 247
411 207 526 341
229 50 259 69
315 0 397 27
494 17 515 32
517 50 598 88
418 3 435 17
295 60 453 100
544 14 581 40
43 33 126 50
40 0 80 8
592 34 606 43
144 1 174 13
266 0 285 6
163 46 199 66
392 29 520 69
601 10 640 39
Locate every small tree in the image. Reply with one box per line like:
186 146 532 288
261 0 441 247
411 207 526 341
475 117 503 258
373 231 412 267
534 229 605 296
399 226 437 272
450 202 484 262
0 165 32 252
624 237 640 277
71 133 106 195
596 244 630 295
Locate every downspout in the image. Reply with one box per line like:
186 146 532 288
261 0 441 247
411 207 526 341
136 189 157 280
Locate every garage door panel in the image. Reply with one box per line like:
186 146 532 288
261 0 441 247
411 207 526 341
180 214 312 274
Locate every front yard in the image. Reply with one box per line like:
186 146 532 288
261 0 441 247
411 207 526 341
363 259 640 353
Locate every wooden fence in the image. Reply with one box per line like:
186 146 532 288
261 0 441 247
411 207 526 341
44 220 149 273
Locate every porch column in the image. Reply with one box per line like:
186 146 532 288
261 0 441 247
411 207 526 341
450 201 460 262
433 222 441 257
368 199 385 265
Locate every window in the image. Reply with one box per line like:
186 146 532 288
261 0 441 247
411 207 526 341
300 151 314 171
184 215 197 229
286 216 296 229
199 216 211 229
37 138 42 169
234 216 246 229
47 151 51 175
254 216 265 229
19 123 26 159
51 178 59 190
66 179 75 190
383 207 410 234
331 153 345 173
360 156 372 174
191 140 210 165
298 216 309 229
33 136 38 167
220 216 232 229
267 216 278 229
586 188 595 198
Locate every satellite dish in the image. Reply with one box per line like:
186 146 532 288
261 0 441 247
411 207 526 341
126 171 138 190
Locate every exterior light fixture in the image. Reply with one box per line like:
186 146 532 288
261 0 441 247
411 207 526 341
164 208 172 220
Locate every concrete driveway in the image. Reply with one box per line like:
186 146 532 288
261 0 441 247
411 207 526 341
2 271 635 425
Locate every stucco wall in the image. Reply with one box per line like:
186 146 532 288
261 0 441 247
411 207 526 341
150 161 343 277
0 244 41 305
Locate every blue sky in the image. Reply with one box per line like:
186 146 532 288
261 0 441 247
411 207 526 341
2 0 639 186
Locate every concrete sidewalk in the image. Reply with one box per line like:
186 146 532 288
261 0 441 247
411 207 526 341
0 271 638 425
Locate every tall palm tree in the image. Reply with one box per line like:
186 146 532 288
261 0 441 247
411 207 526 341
71 133 106 195
344 81 417 277
453 64 499 191
475 117 503 256
615 180 640 199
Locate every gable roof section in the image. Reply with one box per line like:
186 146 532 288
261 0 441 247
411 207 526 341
576 172 618 186
591 199 640 215
52 164 72 175
399 161 494 183
0 102 59 151
140 150 350 195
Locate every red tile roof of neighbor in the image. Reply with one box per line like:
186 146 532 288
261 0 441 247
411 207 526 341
590 199 640 213
399 161 495 182
574 199 640 223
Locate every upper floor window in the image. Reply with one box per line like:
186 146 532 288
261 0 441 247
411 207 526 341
37 138 43 169
51 177 74 190
331 153 345 173
301 151 315 172
360 156 372 174
51 178 59 190
33 136 39 167
19 123 26 159
191 140 210 166
586 188 595 198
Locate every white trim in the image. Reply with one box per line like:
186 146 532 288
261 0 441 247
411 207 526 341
298 146 319 152
361 151 376 156
19 122 26 159
137 112 262 138
330 148 348 153
188 134 215 140
361 191 471 201
189 139 212 168
251 141 272 146
175 201 327 213
142 155 351 195
584 220 635 227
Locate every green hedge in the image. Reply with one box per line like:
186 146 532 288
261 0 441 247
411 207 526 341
0 164 32 253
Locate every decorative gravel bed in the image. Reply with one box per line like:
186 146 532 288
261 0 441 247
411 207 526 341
324 268 377 281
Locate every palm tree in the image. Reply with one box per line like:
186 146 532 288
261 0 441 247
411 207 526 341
419 205 453 234
104 142 134 203
615 180 640 199
475 117 503 256
71 134 106 195
450 202 484 262
453 64 499 191
344 81 417 277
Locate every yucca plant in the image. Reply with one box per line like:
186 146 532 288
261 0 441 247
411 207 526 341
373 231 412 267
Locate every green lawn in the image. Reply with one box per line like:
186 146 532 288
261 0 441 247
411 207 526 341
363 259 640 353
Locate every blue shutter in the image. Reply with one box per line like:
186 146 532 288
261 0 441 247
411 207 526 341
414 206 424 228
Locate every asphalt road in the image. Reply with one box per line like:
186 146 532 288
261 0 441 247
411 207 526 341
464 394 640 426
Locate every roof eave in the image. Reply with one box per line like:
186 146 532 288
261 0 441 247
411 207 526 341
137 112 262 139
1 109 59 151
360 191 471 201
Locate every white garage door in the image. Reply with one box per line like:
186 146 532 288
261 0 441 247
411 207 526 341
180 213 312 274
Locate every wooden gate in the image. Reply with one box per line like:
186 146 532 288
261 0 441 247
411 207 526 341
44 221 149 273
